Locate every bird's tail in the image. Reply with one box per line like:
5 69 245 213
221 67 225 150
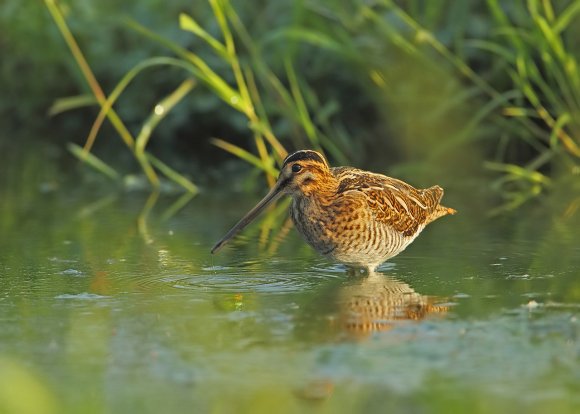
422 185 456 225
426 204 457 225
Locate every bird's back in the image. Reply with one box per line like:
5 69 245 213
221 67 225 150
331 167 455 237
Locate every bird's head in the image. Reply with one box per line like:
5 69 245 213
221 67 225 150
276 150 331 196
211 150 331 253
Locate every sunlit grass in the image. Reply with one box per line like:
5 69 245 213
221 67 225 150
45 0 356 190
300 0 580 211
129 0 352 183
482 0 580 209
126 1 290 187
44 0 580 212
44 0 198 193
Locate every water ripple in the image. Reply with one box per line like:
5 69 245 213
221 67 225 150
168 268 341 294
55 293 110 300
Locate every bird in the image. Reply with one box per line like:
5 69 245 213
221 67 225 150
211 150 456 271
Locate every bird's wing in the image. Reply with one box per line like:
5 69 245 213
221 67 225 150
332 167 443 236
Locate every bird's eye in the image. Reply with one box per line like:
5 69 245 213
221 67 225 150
291 164 302 173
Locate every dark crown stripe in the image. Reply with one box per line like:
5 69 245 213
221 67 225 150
282 150 326 167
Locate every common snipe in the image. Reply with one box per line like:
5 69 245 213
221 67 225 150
212 150 456 271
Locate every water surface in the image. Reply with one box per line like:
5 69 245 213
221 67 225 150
0 157 579 414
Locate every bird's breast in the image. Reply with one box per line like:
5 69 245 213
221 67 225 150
290 196 337 255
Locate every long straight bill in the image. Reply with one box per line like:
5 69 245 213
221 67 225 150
211 180 286 254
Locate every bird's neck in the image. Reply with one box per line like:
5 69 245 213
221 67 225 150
298 173 338 203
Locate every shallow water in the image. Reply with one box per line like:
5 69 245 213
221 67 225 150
1 159 579 413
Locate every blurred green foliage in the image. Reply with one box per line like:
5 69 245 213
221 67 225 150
0 357 59 414
2 0 580 208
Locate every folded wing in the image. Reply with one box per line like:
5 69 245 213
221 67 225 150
332 167 449 236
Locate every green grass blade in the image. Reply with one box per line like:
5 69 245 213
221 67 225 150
67 143 120 180
134 78 197 189
45 0 136 152
48 94 97 116
464 39 516 62
126 18 245 113
260 27 350 57
161 192 197 221
487 0 526 50
179 13 228 60
503 107 540 118
361 6 419 56
553 1 580 33
534 15 565 63
136 78 196 155
548 112 572 149
285 58 320 149
85 57 198 154
484 161 551 185
44 0 106 103
147 154 199 194
211 138 279 178
243 66 287 163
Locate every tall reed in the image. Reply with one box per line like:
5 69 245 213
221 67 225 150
44 0 198 193
45 0 349 190
293 0 580 211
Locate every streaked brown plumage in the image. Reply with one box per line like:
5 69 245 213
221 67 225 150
212 150 456 271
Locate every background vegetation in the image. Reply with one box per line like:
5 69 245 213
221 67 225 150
1 0 579 210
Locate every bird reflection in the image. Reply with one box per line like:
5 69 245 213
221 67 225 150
294 271 449 401
336 271 448 340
